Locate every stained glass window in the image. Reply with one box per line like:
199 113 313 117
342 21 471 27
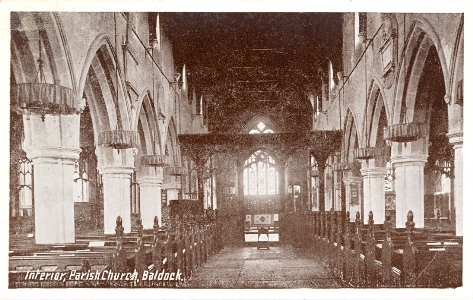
243 150 278 196
244 122 277 195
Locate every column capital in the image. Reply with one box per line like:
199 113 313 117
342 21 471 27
343 176 363 185
391 154 428 166
447 131 463 147
162 182 181 190
360 167 386 177
25 146 81 164
138 175 164 186
99 166 135 175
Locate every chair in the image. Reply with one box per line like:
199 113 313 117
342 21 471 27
257 227 269 250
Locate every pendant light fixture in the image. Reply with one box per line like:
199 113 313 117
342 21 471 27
12 38 79 121
384 21 427 146
355 39 388 161
98 13 139 152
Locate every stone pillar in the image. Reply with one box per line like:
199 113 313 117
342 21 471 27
392 155 428 228
311 164 324 212
343 176 362 222
101 166 134 234
448 132 462 236
138 170 164 229
333 182 342 211
324 169 332 211
23 114 80 244
361 166 386 224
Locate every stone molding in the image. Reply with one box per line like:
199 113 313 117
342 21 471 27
391 154 428 166
360 167 386 177
25 146 81 163
138 175 164 186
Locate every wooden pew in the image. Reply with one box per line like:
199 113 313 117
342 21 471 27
401 211 462 288
10 212 224 288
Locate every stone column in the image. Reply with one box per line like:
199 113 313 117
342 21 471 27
138 170 164 229
392 154 428 228
343 176 362 222
23 114 80 244
361 166 386 224
100 165 134 234
333 182 342 211
448 132 463 236
324 169 332 212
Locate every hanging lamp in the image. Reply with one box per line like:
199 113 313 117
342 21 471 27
384 21 427 145
332 161 355 173
354 46 388 161
12 38 79 121
165 166 187 176
141 131 168 167
98 13 138 152
384 121 427 143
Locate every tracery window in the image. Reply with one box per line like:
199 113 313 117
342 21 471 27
243 150 278 196
309 156 320 211
17 152 33 215
73 151 89 203
249 121 274 134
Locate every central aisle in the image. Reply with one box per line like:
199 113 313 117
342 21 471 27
184 245 341 288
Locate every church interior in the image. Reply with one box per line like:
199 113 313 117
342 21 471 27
8 12 463 289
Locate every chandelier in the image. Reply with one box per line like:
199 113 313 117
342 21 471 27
140 131 168 167
98 13 138 152
12 39 79 121
332 161 355 172
384 122 428 143
165 166 187 176
98 130 139 150
141 154 168 167
309 169 319 177
354 146 388 160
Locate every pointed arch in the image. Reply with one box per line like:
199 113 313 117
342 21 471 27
10 12 75 89
343 109 360 164
393 17 449 126
166 117 179 166
134 90 161 156
365 79 389 148
78 34 132 144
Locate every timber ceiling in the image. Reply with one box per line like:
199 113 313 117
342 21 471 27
162 13 343 132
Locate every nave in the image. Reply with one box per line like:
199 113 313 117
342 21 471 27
9 207 461 289
8 11 464 291
184 245 340 289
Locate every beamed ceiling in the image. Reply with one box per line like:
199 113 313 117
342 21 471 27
161 13 343 132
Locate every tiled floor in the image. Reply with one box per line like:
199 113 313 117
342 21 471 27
184 244 341 289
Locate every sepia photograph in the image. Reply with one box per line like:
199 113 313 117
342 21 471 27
2 1 469 299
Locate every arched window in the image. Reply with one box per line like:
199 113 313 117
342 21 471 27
18 153 33 215
249 121 274 134
329 61 335 91
73 152 89 203
355 12 367 45
243 150 278 196
309 156 320 211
